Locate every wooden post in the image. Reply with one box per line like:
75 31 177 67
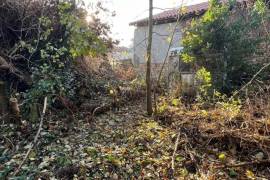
0 81 8 115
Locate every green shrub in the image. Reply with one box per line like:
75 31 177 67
181 0 267 93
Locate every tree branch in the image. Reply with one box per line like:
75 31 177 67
13 97 48 176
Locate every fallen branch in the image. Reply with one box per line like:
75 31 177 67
90 105 109 122
232 62 270 98
215 159 270 168
0 135 15 151
171 131 181 177
0 55 25 80
13 97 48 176
92 105 110 116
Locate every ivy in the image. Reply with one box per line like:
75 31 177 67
15 0 111 111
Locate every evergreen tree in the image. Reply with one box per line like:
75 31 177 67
181 0 267 93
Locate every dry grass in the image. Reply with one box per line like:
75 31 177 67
154 90 270 179
114 65 137 81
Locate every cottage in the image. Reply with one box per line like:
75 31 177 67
129 0 248 72
129 0 249 93
129 1 211 93
130 1 209 67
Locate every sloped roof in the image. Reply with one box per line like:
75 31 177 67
129 0 248 26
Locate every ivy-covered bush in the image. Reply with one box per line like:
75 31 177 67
0 0 113 108
181 0 268 94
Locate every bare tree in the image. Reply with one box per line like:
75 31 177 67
146 0 153 115
154 1 184 116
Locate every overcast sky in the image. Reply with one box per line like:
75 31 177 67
85 0 206 47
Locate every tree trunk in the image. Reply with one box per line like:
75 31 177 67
0 81 8 115
146 0 153 115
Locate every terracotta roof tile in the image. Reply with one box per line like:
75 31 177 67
129 2 208 26
130 0 248 26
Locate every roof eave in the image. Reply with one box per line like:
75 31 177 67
129 10 206 27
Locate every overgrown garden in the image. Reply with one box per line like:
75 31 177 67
1 0 270 179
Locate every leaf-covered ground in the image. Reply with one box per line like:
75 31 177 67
1 101 270 179
1 102 175 179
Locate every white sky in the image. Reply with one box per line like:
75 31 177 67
85 0 207 47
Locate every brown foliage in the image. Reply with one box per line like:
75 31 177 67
114 65 137 81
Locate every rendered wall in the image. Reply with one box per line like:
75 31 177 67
133 22 182 66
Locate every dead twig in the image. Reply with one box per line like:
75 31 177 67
0 135 15 151
92 106 104 117
171 131 181 177
232 62 270 98
12 96 48 176
181 131 198 173
215 159 270 168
